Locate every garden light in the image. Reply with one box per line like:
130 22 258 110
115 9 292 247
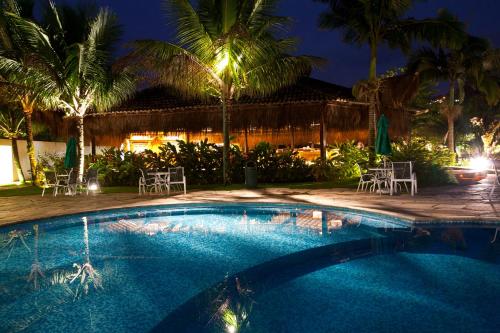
469 156 490 171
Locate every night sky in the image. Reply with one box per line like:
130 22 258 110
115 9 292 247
63 0 500 87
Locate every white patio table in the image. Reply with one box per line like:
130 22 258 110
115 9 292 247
148 171 170 193
368 167 392 194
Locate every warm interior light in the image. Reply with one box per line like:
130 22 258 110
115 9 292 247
469 156 490 171
312 211 322 219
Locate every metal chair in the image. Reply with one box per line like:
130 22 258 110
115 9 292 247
356 163 375 192
54 168 76 196
390 161 417 196
138 169 159 195
167 167 187 195
41 170 57 197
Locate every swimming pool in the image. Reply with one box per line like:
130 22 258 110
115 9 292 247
0 203 498 332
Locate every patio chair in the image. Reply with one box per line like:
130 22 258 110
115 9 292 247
41 170 57 197
390 161 417 196
490 160 500 198
167 167 187 195
54 168 77 196
356 163 375 192
138 169 159 195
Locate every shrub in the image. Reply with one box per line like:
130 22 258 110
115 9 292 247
38 153 65 173
90 148 147 186
391 138 456 186
248 142 312 182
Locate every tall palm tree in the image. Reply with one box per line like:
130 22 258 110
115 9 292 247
0 102 25 182
2 6 135 182
0 0 45 185
315 0 465 152
45 8 136 182
126 0 317 184
408 36 491 151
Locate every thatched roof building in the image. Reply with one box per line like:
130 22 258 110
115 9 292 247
40 77 413 153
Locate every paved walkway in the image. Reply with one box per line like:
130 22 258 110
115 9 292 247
0 177 498 227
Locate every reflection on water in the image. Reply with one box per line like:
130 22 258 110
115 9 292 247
28 225 44 290
66 217 103 299
0 205 498 333
3 229 31 259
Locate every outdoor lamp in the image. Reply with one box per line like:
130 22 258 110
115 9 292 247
470 156 490 172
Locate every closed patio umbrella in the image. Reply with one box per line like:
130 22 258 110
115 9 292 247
375 114 392 156
64 137 78 169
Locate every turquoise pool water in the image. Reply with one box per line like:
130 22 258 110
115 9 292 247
0 204 498 332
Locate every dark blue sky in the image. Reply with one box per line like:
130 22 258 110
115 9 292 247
65 0 500 87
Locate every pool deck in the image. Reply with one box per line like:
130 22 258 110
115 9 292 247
0 176 498 227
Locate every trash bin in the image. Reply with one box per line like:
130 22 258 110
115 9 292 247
245 162 257 188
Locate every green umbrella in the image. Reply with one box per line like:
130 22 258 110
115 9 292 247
375 114 392 155
64 137 78 169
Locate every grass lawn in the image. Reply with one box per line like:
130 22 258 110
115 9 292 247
0 179 358 197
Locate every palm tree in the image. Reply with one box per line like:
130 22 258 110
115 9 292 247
0 0 46 185
126 0 317 184
408 36 491 151
44 8 136 182
315 0 465 153
0 102 25 182
3 6 135 182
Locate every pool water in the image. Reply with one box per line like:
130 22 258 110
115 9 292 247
0 204 498 333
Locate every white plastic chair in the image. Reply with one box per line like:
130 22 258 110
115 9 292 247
390 161 417 196
167 167 187 195
138 169 159 195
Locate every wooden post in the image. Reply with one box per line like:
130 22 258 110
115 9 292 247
320 107 327 160
244 126 249 153
91 136 96 157
290 125 295 149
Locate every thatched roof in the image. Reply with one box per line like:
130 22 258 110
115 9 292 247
37 77 413 144
81 77 370 136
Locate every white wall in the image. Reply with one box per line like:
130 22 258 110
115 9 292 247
0 138 110 184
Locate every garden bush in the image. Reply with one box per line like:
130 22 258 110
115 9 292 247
248 142 312 182
391 138 456 186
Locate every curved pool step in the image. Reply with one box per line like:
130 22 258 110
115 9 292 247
151 233 407 332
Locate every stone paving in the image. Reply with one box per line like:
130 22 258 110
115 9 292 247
0 176 499 227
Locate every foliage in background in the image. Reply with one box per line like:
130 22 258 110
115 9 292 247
37 138 455 187
248 142 312 183
391 138 456 186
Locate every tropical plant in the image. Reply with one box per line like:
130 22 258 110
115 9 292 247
0 103 25 182
391 137 456 186
315 0 465 155
125 0 317 184
408 35 493 152
0 0 45 185
1 4 135 183
248 142 312 182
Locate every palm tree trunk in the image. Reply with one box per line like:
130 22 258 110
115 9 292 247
77 116 85 183
447 83 455 151
11 137 25 183
23 111 40 186
368 45 378 163
447 115 455 152
222 97 232 185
